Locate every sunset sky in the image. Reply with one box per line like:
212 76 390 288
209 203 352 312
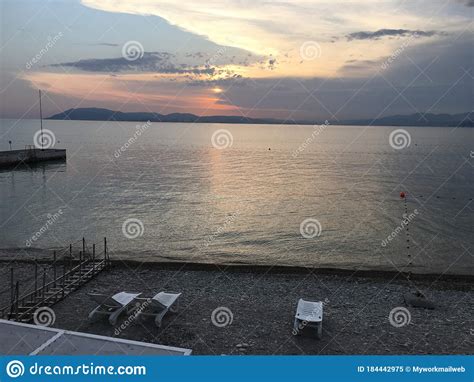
0 0 472 121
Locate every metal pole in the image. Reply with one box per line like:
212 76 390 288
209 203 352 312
82 237 85 255
34 263 38 298
42 268 46 299
104 237 108 265
14 281 19 320
92 244 96 272
79 251 82 282
39 89 44 150
53 251 57 287
10 268 14 305
62 263 66 298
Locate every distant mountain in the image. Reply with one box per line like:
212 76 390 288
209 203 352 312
48 108 281 124
48 108 473 127
344 112 474 127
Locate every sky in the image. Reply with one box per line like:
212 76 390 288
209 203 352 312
0 0 472 121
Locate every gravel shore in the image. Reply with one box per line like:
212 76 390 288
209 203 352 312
1 261 473 355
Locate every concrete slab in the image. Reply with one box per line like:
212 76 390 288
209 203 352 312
0 322 57 355
0 320 191 355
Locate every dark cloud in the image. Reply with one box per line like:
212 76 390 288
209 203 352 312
50 52 217 75
94 42 119 47
268 58 277 70
339 59 381 76
346 29 440 41
73 42 119 47
184 75 248 88
51 52 171 72
457 0 474 6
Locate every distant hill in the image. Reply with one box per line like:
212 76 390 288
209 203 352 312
48 108 281 124
48 108 473 127
344 112 474 127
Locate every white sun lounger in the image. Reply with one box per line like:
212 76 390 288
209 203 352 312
135 292 182 328
293 298 323 338
88 292 141 326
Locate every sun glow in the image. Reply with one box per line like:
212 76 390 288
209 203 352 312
21 72 240 115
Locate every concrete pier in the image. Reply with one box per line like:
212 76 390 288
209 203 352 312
0 147 66 168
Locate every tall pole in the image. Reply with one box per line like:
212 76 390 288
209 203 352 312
53 251 57 287
39 89 44 150
34 263 38 298
104 237 108 265
92 244 96 272
10 268 14 306
42 268 46 299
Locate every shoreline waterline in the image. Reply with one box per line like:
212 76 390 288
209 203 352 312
1 254 473 283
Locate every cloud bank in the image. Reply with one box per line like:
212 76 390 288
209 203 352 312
346 29 441 41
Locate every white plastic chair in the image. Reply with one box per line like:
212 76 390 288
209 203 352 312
135 292 182 327
293 298 323 338
88 292 141 325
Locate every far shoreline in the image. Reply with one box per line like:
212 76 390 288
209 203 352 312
1 115 473 128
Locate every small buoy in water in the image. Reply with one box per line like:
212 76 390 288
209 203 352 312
400 192 406 198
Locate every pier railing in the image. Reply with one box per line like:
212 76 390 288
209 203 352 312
0 237 111 323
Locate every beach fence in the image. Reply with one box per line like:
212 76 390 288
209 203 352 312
0 237 111 323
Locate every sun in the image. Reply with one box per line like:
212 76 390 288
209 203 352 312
212 87 223 93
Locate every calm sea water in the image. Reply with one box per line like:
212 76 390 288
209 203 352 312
1 119 473 275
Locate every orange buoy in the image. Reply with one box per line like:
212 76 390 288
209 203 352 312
400 192 406 198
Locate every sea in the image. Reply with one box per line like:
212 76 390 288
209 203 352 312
1 119 473 275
